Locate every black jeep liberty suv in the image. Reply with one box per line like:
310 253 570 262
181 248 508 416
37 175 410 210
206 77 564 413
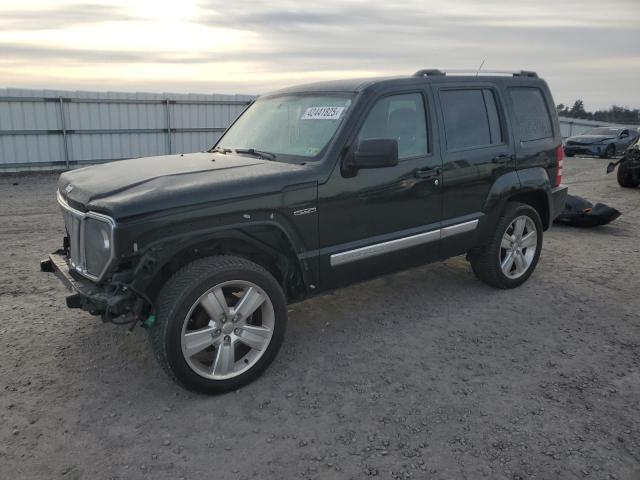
42 69 568 393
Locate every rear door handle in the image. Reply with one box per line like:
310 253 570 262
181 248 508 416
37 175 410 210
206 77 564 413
492 154 514 164
414 167 441 179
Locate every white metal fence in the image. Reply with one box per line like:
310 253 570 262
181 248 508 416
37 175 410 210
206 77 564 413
2 89 637 172
0 88 255 172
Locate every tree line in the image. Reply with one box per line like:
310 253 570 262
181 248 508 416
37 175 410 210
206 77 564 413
556 100 640 125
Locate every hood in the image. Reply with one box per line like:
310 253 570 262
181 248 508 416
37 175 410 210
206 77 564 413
566 134 616 144
58 152 312 219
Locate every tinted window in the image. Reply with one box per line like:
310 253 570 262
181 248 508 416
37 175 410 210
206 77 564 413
440 89 503 151
357 93 428 159
509 87 553 141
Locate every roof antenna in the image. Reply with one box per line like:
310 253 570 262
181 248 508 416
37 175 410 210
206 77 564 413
476 59 485 76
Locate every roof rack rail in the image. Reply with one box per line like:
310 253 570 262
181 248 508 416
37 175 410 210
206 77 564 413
413 69 445 77
512 70 538 78
413 69 538 78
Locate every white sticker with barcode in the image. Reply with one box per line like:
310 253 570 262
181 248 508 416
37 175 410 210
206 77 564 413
301 106 345 120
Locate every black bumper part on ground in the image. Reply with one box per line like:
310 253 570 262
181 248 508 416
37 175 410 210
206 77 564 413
40 250 124 313
550 185 569 221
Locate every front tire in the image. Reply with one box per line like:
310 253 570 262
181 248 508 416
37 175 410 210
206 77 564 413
601 144 615 159
149 256 287 394
617 161 639 188
470 202 543 289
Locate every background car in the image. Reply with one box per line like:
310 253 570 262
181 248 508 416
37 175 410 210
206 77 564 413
564 127 639 158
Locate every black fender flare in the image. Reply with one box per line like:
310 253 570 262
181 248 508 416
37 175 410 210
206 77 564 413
130 220 312 300
482 168 554 232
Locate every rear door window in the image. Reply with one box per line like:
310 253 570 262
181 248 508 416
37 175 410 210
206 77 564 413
509 87 553 142
440 89 503 151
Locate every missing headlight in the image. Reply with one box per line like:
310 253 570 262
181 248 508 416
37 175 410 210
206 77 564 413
84 217 113 277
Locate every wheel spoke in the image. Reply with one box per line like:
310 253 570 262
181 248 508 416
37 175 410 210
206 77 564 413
233 287 265 320
200 288 229 320
513 218 526 240
514 252 526 273
212 342 235 376
236 325 271 351
183 325 216 357
521 231 537 249
501 233 512 250
501 250 516 272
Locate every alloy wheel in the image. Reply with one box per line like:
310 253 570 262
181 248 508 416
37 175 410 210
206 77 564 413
180 280 275 380
499 215 538 279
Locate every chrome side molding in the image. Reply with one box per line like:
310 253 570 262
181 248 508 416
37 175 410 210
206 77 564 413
330 219 478 267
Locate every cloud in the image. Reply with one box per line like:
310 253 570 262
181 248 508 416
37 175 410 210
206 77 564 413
0 3 134 30
0 43 147 63
0 0 638 109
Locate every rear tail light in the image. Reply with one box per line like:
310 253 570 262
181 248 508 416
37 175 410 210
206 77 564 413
555 145 564 186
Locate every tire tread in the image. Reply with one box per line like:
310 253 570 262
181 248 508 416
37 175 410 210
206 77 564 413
617 162 639 188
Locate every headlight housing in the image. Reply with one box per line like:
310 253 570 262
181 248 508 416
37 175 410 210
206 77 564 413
84 216 114 277
57 191 116 282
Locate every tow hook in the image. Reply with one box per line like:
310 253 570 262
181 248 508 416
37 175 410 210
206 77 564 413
66 293 82 309
40 258 54 272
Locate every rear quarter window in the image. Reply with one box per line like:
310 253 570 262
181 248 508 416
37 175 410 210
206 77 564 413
509 87 553 142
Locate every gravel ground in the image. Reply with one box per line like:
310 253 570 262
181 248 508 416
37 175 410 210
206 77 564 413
1 156 639 480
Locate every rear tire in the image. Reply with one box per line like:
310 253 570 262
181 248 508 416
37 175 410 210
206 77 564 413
617 161 639 188
148 255 287 394
470 202 543 289
565 152 575 157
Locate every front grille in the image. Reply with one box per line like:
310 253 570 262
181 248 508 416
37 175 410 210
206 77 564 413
57 191 116 281
61 207 83 270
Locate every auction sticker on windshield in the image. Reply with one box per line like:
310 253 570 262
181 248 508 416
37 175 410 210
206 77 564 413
301 106 345 120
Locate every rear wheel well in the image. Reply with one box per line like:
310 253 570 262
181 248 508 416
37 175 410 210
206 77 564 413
142 228 306 304
508 190 550 230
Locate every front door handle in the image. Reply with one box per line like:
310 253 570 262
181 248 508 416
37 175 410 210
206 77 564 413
492 154 514 164
414 167 441 179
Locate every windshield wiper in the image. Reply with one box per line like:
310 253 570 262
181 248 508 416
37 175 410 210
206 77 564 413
210 146 232 154
234 148 277 161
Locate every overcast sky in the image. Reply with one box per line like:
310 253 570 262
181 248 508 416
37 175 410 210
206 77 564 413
0 0 638 110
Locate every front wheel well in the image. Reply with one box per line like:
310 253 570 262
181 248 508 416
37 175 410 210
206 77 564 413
140 228 307 304
507 190 550 230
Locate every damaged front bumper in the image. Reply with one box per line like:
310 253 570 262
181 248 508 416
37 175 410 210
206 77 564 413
40 250 138 318
563 144 605 157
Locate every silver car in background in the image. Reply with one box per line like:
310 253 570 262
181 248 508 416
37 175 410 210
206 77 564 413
564 127 639 158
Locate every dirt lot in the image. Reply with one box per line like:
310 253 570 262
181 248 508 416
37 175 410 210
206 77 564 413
1 156 639 480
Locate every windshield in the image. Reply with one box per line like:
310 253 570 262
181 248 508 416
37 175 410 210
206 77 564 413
585 127 620 136
216 94 354 161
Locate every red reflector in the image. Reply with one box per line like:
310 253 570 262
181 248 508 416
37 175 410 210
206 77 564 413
555 145 564 185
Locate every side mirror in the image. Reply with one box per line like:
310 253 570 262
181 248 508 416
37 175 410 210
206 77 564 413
347 138 399 171
620 132 629 138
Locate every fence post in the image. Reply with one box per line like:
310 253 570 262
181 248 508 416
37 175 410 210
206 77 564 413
568 121 573 137
165 99 172 155
58 96 70 169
